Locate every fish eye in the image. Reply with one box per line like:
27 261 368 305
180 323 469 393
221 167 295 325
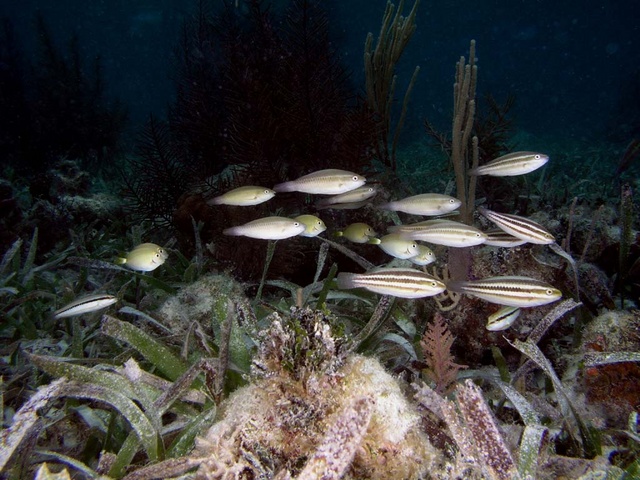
294 222 300 227
264 189 270 194
535 154 541 159
317 221 322 225
546 289 554 295
449 199 455 203
412 243 417 248
352 175 359 181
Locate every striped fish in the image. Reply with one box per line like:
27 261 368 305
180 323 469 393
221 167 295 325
446 276 562 307
336 268 446 298
483 229 528 247
273 169 366 195
486 306 521 331
470 151 549 177
380 193 462 216
53 293 118 319
400 220 487 247
478 207 555 245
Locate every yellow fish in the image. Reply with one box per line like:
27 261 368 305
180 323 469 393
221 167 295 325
335 223 377 244
294 214 327 237
370 233 420 259
207 186 276 206
116 243 168 272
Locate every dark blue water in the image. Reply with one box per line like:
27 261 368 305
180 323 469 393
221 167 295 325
2 0 638 150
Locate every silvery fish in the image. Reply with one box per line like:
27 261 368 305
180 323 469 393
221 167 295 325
116 243 168 272
408 245 436 266
483 229 528 247
478 207 555 245
381 193 461 216
470 151 549 177
335 223 377 244
336 268 446 298
370 233 420 259
223 216 306 240
401 220 487 247
389 219 460 234
273 169 366 195
315 186 377 209
446 276 562 307
486 306 521 331
294 214 327 237
53 293 118 319
207 186 276 206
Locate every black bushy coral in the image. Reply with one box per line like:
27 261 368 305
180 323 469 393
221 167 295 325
166 0 376 192
0 15 126 175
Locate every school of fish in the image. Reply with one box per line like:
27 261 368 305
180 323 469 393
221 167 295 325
56 153 562 331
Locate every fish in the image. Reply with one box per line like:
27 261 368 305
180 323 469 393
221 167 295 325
478 207 555 245
483 229 528 247
408 245 436 266
389 219 461 234
380 193 461 216
486 306 521 331
470 151 549 176
400 220 487 247
336 268 446 298
315 186 377 209
116 243 168 272
446 276 562 307
370 233 420 259
53 293 118 319
294 214 327 237
335 223 377 244
223 216 306 240
273 169 366 195
207 186 276 206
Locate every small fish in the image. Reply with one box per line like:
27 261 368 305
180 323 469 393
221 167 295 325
53 293 118 319
273 169 366 195
389 219 460 234
470 151 549 177
315 186 377 209
486 306 521 331
336 268 446 298
446 276 562 307
401 221 487 247
207 186 276 206
223 216 306 240
478 207 555 245
370 233 420 259
483 229 528 247
116 243 168 272
381 193 461 216
408 245 436 266
294 214 327 237
335 223 377 244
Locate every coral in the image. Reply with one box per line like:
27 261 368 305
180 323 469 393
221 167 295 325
194 307 437 479
420 312 467 395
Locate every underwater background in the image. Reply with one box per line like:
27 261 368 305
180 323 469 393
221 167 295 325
1 0 640 479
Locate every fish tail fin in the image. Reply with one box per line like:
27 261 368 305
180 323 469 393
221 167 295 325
273 181 294 193
206 196 222 206
336 272 357 290
334 231 344 237
368 237 381 245
114 257 127 265
222 227 241 236
378 202 392 211
444 280 465 293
